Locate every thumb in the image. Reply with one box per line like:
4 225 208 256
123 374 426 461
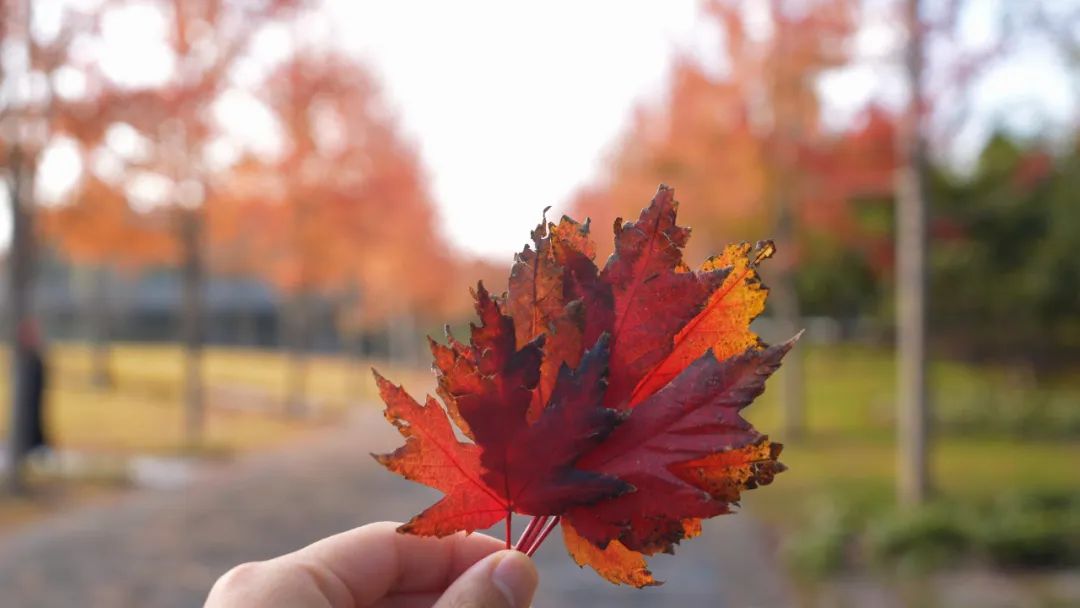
433 549 538 608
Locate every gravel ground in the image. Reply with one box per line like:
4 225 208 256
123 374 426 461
0 409 794 607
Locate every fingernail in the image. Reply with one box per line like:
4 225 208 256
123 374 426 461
492 550 538 608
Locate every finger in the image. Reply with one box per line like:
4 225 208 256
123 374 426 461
206 522 506 608
432 550 538 608
289 521 505 605
205 558 334 607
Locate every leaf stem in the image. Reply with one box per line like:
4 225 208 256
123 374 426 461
513 515 542 551
505 513 512 550
526 515 549 551
525 516 560 557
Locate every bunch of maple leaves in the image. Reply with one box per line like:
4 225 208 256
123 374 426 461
373 185 797 587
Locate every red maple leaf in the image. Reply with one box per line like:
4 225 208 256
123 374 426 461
374 283 629 538
374 185 794 587
563 340 795 554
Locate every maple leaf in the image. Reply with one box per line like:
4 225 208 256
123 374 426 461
372 374 503 536
561 437 782 587
506 214 595 421
374 184 792 588
374 283 629 537
562 517 657 588
598 186 728 409
628 240 775 405
549 186 792 585
564 340 795 554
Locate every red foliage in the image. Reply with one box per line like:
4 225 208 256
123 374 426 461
377 283 629 536
375 186 795 586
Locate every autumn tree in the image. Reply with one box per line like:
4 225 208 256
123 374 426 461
894 0 930 506
572 0 887 440
43 140 177 387
928 134 1080 367
103 0 307 442
889 0 1065 505
210 49 451 413
1 0 91 489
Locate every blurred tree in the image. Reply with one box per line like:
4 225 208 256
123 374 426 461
895 0 930 507
43 152 176 388
117 0 307 442
889 0 1067 506
714 0 855 440
0 0 90 490
797 108 898 318
571 0 892 440
929 135 1080 368
889 0 1050 506
212 50 452 413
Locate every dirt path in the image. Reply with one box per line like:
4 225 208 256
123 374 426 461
0 410 795 608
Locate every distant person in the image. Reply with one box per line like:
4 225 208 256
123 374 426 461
16 318 49 457
205 522 538 608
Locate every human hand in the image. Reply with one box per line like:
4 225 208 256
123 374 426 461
205 521 538 607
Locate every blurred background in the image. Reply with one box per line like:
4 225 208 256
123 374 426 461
0 0 1078 606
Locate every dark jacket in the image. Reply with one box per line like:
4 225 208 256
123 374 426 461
21 349 48 451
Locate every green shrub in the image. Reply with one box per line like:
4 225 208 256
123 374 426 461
784 500 860 577
972 490 1080 568
975 511 1071 567
865 504 973 572
784 489 1080 579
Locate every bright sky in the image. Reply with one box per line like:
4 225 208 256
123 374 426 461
322 0 716 260
12 0 1079 260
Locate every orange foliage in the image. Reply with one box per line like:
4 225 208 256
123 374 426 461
208 53 456 326
562 522 656 588
569 1 897 267
44 174 176 271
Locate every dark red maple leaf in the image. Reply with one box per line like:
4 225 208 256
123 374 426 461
374 283 629 538
598 187 729 409
563 338 796 554
373 184 793 587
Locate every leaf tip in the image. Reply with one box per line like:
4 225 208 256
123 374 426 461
753 239 776 265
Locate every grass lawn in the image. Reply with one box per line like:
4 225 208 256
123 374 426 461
1 340 1076 547
0 342 435 529
1 341 1072 492
741 343 1080 530
0 342 433 456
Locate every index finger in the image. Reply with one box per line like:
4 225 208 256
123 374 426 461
286 521 505 605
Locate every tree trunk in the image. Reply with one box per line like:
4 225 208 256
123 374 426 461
88 265 113 389
771 157 805 440
338 296 366 409
237 307 259 347
763 20 806 442
771 256 805 440
896 0 931 506
284 293 309 417
179 209 204 448
344 329 367 408
5 146 36 493
387 311 418 366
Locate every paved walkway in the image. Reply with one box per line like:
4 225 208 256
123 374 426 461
0 410 794 608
